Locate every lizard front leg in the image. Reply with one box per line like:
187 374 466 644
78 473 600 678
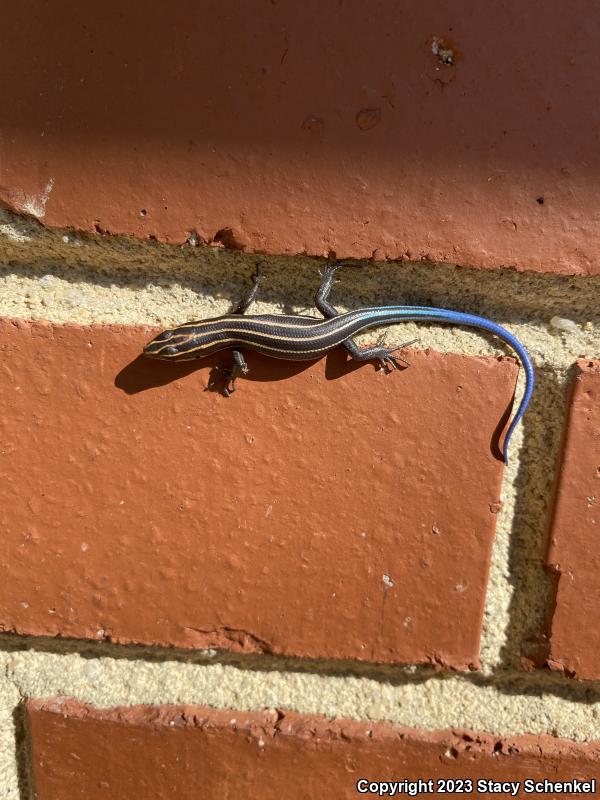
212 267 261 395
221 350 248 396
233 264 262 314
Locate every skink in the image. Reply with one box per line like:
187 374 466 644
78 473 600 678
144 264 534 462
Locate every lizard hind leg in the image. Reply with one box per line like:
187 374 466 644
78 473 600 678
316 262 412 368
315 261 360 318
372 330 418 370
341 335 417 373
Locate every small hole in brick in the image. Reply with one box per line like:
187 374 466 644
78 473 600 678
213 227 245 250
140 209 147 217
536 196 544 204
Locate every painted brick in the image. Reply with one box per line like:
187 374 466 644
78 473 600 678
0 319 516 668
27 699 600 799
1 2 599 274
547 361 600 680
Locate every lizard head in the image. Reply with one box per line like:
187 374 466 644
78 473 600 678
144 328 197 361
143 324 221 361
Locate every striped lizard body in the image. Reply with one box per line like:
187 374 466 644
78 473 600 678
144 265 534 462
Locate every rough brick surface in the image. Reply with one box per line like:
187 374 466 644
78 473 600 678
547 361 600 680
27 700 600 799
1 1 599 274
0 319 517 667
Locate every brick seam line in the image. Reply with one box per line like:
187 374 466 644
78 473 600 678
16 651 600 798
0 252 597 663
1 252 597 668
0 221 598 795
1 206 600 308
0 245 597 669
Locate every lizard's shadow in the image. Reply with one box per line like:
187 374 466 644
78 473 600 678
114 350 504 461
114 348 369 395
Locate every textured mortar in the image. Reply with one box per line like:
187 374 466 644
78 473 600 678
6 652 600 799
0 218 599 798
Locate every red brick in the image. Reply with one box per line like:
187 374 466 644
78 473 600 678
0 319 516 668
547 361 600 680
1 2 599 274
27 699 600 800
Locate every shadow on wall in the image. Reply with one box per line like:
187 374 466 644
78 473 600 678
115 349 347 395
1 0 600 270
115 347 511 461
2 1 598 163
6 628 600 705
115 346 391 400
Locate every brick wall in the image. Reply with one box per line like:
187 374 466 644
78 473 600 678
1 2 600 798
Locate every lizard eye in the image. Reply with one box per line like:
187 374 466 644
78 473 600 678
163 346 178 355
157 330 173 341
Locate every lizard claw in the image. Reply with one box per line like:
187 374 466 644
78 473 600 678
319 263 341 281
207 366 236 397
373 338 418 371
378 354 400 372
320 261 361 279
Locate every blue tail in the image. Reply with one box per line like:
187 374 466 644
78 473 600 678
362 306 535 463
